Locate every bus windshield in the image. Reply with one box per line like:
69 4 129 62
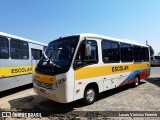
36 37 79 74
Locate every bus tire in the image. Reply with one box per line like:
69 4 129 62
134 76 140 87
83 87 97 105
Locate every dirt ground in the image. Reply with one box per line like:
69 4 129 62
0 67 160 120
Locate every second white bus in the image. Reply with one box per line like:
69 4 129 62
0 32 47 92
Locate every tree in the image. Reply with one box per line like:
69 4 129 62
149 46 154 56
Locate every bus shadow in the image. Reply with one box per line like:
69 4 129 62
145 77 160 87
0 84 33 98
8 95 84 116
7 82 146 117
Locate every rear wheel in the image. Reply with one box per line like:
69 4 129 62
134 76 140 87
83 87 97 105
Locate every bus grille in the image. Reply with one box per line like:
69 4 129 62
35 80 53 89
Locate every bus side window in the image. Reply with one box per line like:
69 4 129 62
31 49 42 60
142 47 149 61
120 43 133 62
10 39 29 59
133 45 142 62
102 40 120 63
74 40 98 69
0 36 9 59
20 41 29 59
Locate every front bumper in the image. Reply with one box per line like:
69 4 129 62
33 83 68 103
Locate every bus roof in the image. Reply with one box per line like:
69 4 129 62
0 32 47 46
80 33 148 47
59 33 148 47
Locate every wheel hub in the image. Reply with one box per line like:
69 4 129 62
135 78 139 86
86 89 95 102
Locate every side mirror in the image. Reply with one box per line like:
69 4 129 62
85 43 91 57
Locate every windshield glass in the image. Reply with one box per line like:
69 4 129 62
37 37 79 75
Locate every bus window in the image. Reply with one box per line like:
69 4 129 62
142 47 149 61
120 43 133 62
20 41 29 59
74 40 98 69
31 49 42 60
36 50 42 59
133 45 142 62
0 36 9 59
102 40 120 63
10 39 29 59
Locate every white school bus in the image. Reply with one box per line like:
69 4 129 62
0 32 47 92
33 33 150 105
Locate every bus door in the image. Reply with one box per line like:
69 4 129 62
74 40 99 97
31 49 42 70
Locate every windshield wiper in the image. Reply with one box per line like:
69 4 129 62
50 61 64 70
43 51 64 70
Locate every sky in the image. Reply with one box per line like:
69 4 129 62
0 0 160 55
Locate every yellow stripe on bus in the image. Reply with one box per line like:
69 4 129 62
0 66 36 78
75 63 150 80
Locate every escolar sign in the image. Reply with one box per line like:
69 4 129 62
112 65 129 72
11 67 33 74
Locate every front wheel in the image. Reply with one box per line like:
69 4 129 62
83 87 97 105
